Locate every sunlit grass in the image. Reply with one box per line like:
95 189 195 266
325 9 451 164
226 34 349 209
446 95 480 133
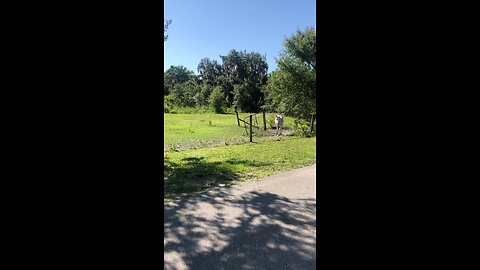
164 136 316 201
164 113 298 150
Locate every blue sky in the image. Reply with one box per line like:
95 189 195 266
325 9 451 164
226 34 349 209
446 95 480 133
164 0 316 74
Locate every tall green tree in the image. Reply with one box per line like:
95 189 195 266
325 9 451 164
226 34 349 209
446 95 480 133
193 83 214 107
197 58 222 86
233 81 264 113
209 86 226 113
164 19 172 42
170 80 199 107
164 65 195 86
164 65 195 96
217 49 268 110
264 27 316 119
284 26 316 70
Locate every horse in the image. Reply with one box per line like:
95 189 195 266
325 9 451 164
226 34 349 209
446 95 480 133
275 115 284 136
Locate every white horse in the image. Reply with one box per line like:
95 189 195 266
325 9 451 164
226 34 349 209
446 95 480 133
275 115 284 136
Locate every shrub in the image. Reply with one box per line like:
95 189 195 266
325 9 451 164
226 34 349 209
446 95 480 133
164 95 176 113
209 86 226 113
292 118 314 137
194 84 213 107
170 82 198 107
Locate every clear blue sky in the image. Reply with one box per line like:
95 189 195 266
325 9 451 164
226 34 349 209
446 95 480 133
164 0 316 74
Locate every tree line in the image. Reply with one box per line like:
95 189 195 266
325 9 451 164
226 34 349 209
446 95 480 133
164 25 316 120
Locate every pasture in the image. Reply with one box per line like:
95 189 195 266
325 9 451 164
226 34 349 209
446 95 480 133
164 112 316 201
164 113 296 150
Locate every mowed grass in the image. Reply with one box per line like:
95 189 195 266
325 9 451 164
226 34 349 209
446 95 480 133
164 113 297 150
164 113 246 149
164 136 316 201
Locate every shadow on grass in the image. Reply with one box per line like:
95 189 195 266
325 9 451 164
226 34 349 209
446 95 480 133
164 189 316 269
164 157 271 199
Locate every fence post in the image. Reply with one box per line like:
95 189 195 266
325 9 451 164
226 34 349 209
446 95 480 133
250 115 253 142
263 111 267 131
235 109 240 126
310 114 315 132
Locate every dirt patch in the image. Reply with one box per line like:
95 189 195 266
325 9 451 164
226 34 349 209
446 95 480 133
164 128 295 151
262 128 294 138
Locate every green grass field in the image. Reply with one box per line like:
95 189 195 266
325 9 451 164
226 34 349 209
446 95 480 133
164 113 297 150
164 112 316 201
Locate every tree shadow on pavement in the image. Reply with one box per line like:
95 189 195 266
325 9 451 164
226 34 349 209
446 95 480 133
164 187 316 270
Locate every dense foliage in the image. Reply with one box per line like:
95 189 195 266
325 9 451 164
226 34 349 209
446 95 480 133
163 26 316 117
164 65 196 96
264 27 316 120
164 50 268 113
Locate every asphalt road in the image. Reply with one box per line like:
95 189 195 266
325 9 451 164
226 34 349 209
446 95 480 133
164 164 316 270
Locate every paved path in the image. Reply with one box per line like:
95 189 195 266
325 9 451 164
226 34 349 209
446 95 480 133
164 164 316 270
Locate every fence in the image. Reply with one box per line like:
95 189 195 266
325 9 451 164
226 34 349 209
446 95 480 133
310 113 316 132
235 109 267 142
235 110 316 142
